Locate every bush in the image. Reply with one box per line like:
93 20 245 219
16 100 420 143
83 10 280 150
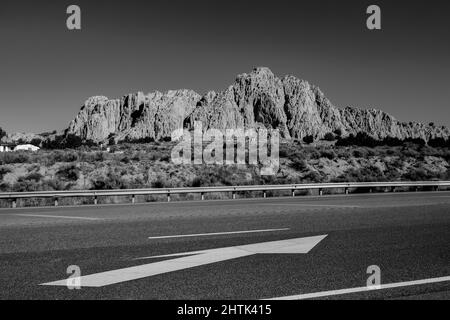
334 128 343 137
323 132 336 141
336 132 378 148
303 135 314 144
152 178 167 189
24 172 43 182
42 134 96 150
337 133 428 148
352 148 368 158
402 167 438 181
428 138 450 148
30 138 43 147
320 150 336 160
333 165 385 182
290 159 308 171
0 152 31 164
90 172 126 190
0 167 11 180
191 177 203 188
56 165 80 181
0 127 6 140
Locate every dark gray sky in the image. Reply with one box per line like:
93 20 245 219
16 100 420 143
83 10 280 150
0 0 449 133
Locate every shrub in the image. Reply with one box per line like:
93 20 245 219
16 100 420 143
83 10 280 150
0 127 6 140
334 128 343 137
56 165 80 181
24 172 43 182
337 133 427 148
333 165 385 182
402 167 438 181
428 137 449 148
30 138 43 147
90 172 126 190
0 152 31 164
122 137 155 144
290 159 308 171
352 148 368 158
0 167 11 180
303 135 314 144
320 150 336 160
323 132 336 141
191 177 203 188
302 171 322 183
152 178 167 189
336 132 378 148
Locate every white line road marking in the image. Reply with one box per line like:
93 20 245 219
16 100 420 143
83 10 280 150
147 228 290 240
266 275 450 300
41 235 327 288
260 203 361 208
11 214 102 221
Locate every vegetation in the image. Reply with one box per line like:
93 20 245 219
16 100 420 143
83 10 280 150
323 132 336 141
303 135 314 144
0 136 448 204
0 127 6 140
336 132 428 148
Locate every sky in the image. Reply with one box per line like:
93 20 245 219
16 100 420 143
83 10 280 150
0 0 449 133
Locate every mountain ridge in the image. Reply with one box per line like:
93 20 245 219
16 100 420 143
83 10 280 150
65 67 450 143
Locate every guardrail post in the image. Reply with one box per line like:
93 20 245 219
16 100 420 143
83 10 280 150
345 187 349 195
12 199 17 208
201 193 205 201
263 191 267 198
54 198 58 207
369 188 373 193
292 190 295 197
167 192 171 202
132 195 136 204
94 196 98 205
232 191 236 200
319 188 323 196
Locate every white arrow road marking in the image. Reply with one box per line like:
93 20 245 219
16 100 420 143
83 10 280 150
147 228 290 240
40 235 327 288
266 275 450 300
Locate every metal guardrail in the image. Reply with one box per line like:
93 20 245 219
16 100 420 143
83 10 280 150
0 181 449 208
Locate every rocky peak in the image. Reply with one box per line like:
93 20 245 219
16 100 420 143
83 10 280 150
66 67 450 143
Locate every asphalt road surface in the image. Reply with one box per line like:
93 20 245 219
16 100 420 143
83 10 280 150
0 191 449 300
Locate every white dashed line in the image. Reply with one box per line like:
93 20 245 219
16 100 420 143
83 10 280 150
148 228 290 240
11 214 102 221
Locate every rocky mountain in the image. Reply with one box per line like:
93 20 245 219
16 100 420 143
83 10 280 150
66 67 450 143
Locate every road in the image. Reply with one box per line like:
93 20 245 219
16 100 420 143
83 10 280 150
0 191 449 300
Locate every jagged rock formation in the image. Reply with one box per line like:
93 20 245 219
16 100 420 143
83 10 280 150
67 90 201 143
66 67 450 143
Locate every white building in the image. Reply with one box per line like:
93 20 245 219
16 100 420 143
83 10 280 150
0 145 14 152
13 144 40 152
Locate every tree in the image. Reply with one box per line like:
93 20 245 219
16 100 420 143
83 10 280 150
30 138 42 147
0 127 6 140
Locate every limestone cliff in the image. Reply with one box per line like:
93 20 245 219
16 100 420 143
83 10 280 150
66 67 450 143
